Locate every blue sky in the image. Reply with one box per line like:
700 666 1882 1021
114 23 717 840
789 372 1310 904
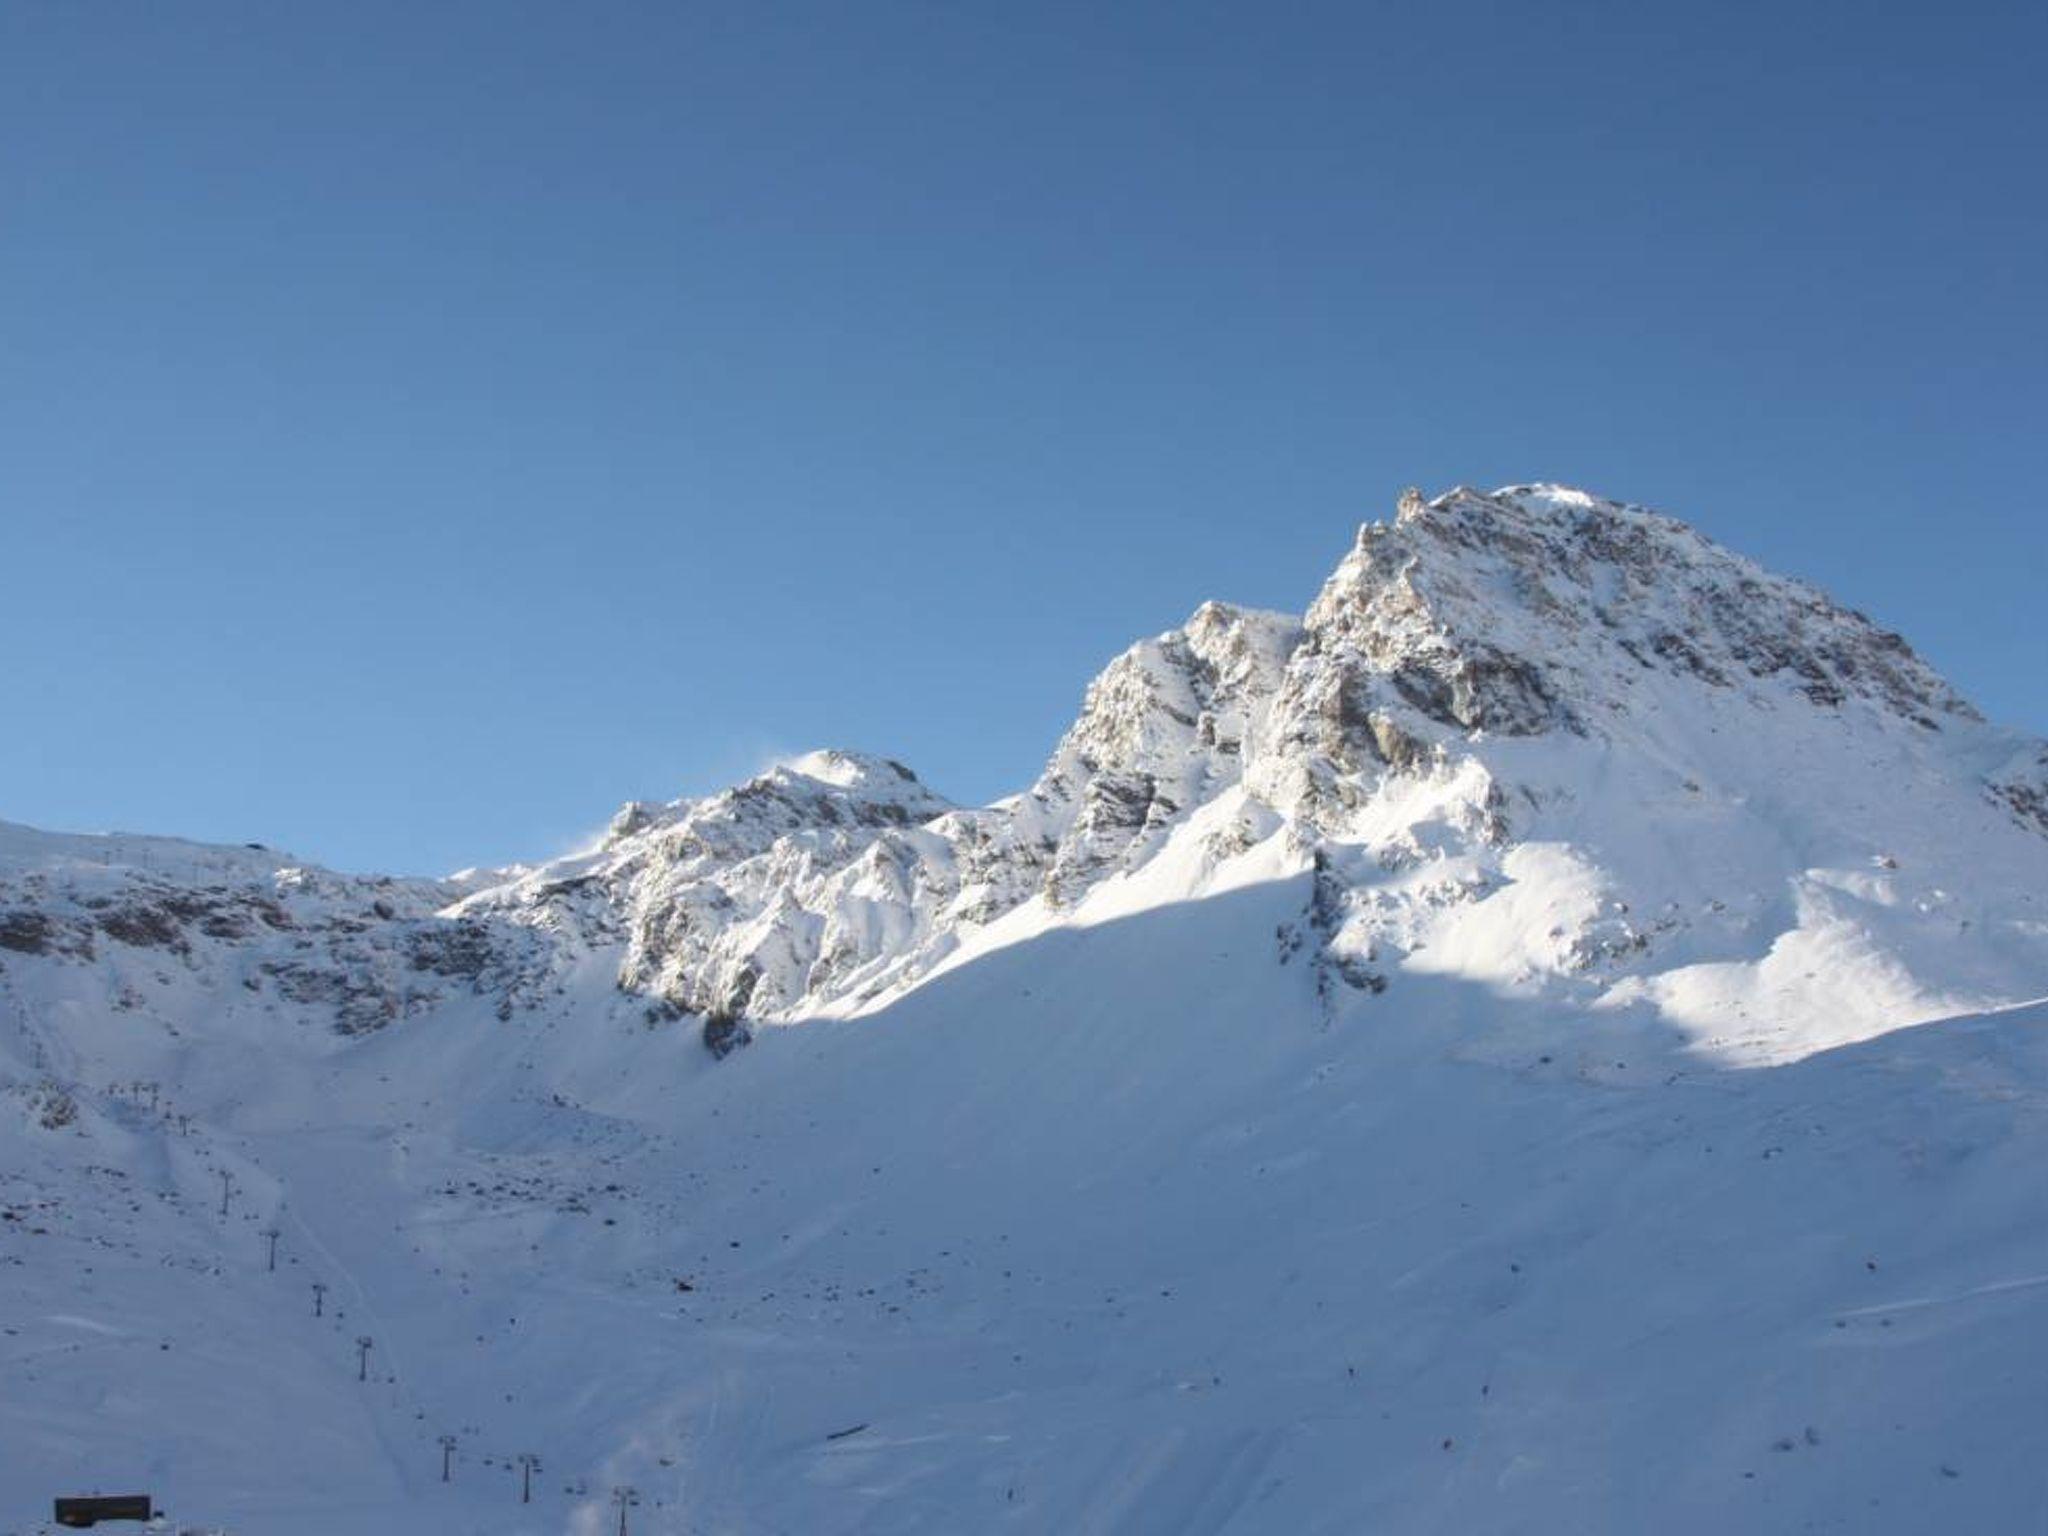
4 2 2043 875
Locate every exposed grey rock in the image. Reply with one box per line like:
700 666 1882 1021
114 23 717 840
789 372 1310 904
0 910 94 961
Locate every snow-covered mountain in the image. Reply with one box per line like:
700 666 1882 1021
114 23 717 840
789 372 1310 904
38 482 2025 1065
3 486 2045 1534
442 484 2048 1063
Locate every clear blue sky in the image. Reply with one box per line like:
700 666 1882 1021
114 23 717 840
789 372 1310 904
4 2 2043 875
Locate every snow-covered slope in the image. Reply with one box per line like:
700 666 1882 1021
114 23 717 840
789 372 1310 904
2 485 2045 1533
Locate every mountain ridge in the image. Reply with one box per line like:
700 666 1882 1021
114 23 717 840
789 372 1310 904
5 484 2044 1065
439 481 2048 1059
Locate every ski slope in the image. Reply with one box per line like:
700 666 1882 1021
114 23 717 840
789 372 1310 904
4 880 2047 1532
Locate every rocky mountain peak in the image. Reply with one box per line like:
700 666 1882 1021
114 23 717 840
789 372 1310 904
1287 484 1973 758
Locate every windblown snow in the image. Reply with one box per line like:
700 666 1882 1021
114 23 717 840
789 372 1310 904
2 486 2044 1534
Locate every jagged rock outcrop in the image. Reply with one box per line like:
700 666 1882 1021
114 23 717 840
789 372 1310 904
1024 601 1300 904
1990 744 2048 836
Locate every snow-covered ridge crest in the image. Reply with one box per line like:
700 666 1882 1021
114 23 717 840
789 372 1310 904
448 603 1305 1026
4 484 2044 1064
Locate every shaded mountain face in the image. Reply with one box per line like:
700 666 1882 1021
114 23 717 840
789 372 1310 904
6 485 2043 1067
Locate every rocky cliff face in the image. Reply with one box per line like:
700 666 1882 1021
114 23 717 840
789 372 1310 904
5 486 2044 1066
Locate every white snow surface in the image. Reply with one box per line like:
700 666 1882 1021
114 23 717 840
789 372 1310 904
2 485 2046 1532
